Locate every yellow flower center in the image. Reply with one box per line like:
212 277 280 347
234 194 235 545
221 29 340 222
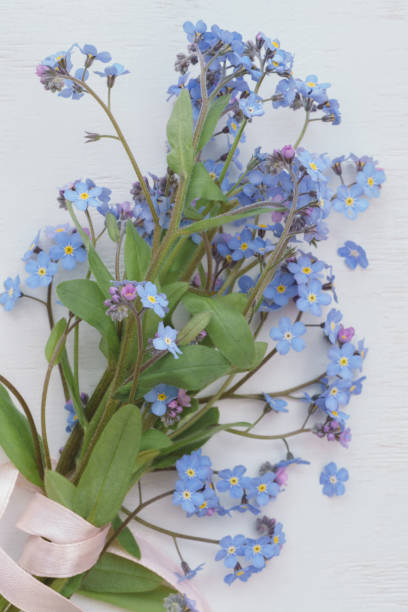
308 293 317 303
182 490 191 499
345 197 354 206
80 192 89 200
64 245 74 255
319 198 324 207
339 357 348 366
241 242 248 251
227 546 236 555
236 570 244 576
165 337 172 345
157 393 167 401
209 172 216 180
309 162 318 171
273 535 279 544
272 40 279 48
350 385 356 392
253 545 262 553
258 484 267 493
56 227 65 233
367 177 374 186
329 475 337 484
302 266 312 274
284 331 293 340
199 501 208 509
330 388 338 396
276 284 286 294
231 122 237 130
147 295 156 304
229 477 239 485
186 468 195 477
331 410 338 417
38 267 46 276
8 288 14 296
307 81 316 87
258 223 267 228
330 322 336 330
226 254 232 263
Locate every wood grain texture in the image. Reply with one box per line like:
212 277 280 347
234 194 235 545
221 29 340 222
0 1 407 610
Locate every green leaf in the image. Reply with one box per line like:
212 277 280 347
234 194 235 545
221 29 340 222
79 586 175 612
163 281 189 314
105 212 121 242
197 94 230 152
0 384 42 487
185 162 226 205
74 405 142 526
88 247 114 297
182 293 255 369
153 416 250 469
80 552 163 593
44 470 77 512
140 429 172 452
166 89 194 177
112 516 141 559
177 311 212 346
45 317 67 365
57 279 119 359
159 239 198 284
218 292 247 312
124 220 152 282
137 345 230 394
178 201 277 236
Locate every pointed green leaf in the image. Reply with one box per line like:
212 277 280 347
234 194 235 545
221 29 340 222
112 516 141 559
80 552 163 593
88 246 114 296
178 202 279 236
138 345 230 393
105 212 121 242
182 293 255 369
57 279 119 359
45 317 67 365
185 162 226 205
0 384 42 487
140 429 172 452
177 311 212 346
166 89 194 177
124 220 152 281
79 586 175 611
197 94 230 151
74 405 142 526
44 470 77 512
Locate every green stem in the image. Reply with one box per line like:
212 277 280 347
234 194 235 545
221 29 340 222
47 282 70 402
0 374 44 480
158 235 188 280
128 313 144 403
56 366 114 475
202 232 213 292
72 319 134 482
294 110 310 149
85 210 96 245
170 373 235 439
62 73 159 226
243 167 300 316
226 427 312 440
41 330 71 470
21 292 48 307
74 323 80 391
218 120 247 185
122 509 219 545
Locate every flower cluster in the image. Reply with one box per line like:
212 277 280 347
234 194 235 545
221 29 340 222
0 20 386 611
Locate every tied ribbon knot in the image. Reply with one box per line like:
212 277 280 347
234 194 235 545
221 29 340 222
0 462 211 612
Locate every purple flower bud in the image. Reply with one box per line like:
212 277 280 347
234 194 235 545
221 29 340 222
281 144 295 161
274 467 288 486
121 283 138 301
337 324 355 343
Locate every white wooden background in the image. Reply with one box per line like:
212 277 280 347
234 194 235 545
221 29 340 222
0 1 407 610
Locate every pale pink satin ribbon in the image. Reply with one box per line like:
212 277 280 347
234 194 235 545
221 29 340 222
0 462 211 612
